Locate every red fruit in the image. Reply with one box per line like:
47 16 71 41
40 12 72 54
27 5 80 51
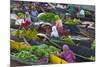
21 21 32 27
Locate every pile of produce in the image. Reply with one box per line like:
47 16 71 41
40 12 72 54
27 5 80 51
11 28 39 41
38 12 55 23
17 12 25 19
14 51 39 63
64 18 81 25
62 36 75 45
53 15 60 22
11 41 59 64
10 40 31 51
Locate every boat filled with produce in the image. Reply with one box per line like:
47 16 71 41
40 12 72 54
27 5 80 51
10 1 95 66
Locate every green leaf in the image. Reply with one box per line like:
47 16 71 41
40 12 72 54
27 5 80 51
91 40 95 49
38 12 55 23
64 18 80 25
62 36 75 45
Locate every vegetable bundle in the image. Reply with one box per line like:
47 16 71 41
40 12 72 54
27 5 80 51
64 18 80 25
38 12 55 23
11 28 39 41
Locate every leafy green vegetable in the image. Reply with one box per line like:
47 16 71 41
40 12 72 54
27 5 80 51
54 15 60 22
38 12 55 23
15 50 39 62
19 47 32 52
11 43 59 64
31 46 49 57
31 44 58 57
31 46 39 51
48 46 58 53
64 18 80 25
17 12 25 19
40 44 48 49
38 49 49 57
91 40 95 49
62 36 75 45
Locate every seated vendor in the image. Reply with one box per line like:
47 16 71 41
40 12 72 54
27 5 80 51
57 44 76 63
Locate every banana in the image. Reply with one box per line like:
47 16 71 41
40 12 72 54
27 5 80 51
10 40 31 51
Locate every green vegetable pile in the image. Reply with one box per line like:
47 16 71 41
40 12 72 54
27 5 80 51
15 50 39 62
53 15 60 22
31 44 58 57
17 12 25 19
64 18 80 25
38 12 55 23
11 44 58 63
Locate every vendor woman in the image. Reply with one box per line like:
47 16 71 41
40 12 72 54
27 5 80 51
54 15 69 37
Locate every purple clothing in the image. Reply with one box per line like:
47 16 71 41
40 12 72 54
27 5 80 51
31 10 38 17
60 52 75 63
